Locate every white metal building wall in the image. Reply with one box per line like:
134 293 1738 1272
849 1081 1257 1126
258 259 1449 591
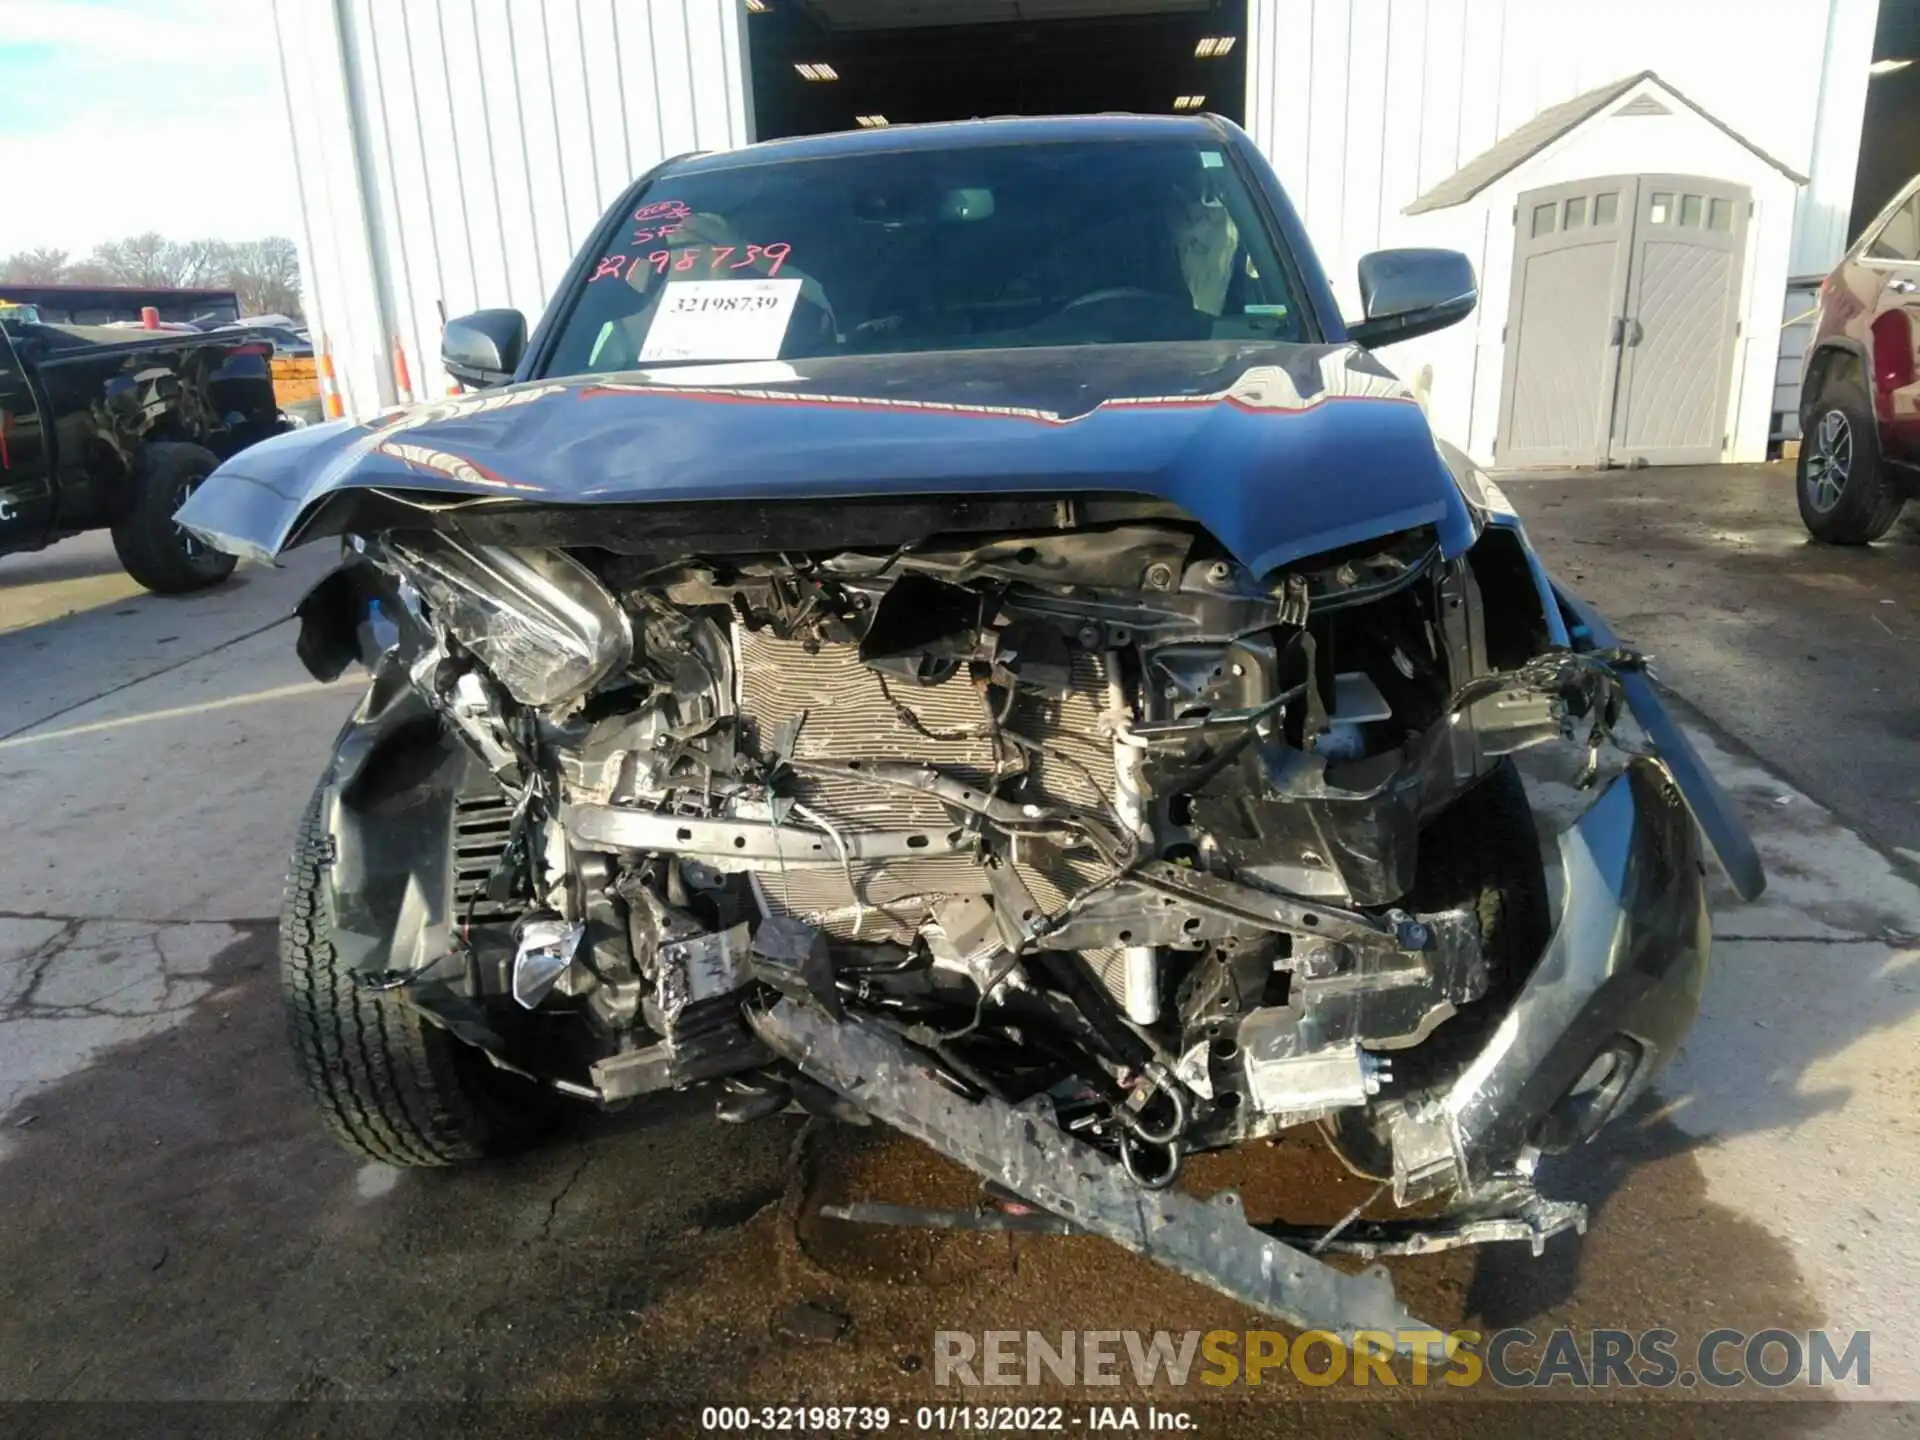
1243 0 1877 318
272 0 753 419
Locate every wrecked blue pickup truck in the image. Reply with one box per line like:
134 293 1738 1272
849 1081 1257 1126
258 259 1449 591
180 114 1762 1342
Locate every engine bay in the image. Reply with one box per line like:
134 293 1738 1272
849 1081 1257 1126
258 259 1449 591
334 499 1608 1197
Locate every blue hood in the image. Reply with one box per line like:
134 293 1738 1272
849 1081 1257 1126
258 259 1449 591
180 340 1478 576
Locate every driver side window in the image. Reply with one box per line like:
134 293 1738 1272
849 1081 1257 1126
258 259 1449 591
1867 193 1920 262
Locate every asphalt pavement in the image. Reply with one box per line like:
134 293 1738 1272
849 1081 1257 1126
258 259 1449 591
1507 463 1920 862
0 467 1917 1435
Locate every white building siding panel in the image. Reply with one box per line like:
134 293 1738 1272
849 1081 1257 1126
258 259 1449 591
271 0 387 421
1795 0 1880 275
1414 0 1467 205
1376 1 1428 237
273 0 751 418
1340 0 1392 273
1244 0 1313 213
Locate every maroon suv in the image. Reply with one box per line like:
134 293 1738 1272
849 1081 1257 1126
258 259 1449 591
1799 174 1920 543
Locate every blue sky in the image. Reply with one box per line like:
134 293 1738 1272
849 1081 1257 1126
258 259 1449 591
0 0 301 255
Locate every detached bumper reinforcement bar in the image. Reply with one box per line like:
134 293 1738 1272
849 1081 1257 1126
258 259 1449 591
749 998 1444 1350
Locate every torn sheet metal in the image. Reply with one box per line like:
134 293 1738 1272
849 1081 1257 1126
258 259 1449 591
1261 1192 1587 1261
1554 583 1765 900
749 997 1442 1348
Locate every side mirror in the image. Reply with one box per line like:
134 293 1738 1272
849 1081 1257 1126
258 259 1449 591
442 309 526 389
1346 249 1477 348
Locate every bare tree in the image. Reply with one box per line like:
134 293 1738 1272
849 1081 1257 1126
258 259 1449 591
1 247 72 284
87 232 185 287
173 238 234 289
10 232 305 319
222 237 302 317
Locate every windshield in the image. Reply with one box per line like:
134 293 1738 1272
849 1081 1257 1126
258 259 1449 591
541 138 1305 376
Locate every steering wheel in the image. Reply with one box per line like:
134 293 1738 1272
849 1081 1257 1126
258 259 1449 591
1056 285 1179 312
1031 285 1208 343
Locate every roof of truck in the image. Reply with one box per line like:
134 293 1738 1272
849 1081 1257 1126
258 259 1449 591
667 112 1236 177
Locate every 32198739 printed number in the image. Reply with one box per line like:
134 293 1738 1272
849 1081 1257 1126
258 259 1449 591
698 1404 1077 1432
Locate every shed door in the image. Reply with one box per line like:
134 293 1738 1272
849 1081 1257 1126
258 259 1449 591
1496 177 1639 468
1609 178 1750 465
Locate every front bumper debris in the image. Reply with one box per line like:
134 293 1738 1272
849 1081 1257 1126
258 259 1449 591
749 997 1444 1349
1388 756 1712 1205
757 746 1713 1301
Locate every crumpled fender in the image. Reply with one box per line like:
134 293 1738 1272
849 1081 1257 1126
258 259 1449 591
1553 584 1766 902
1429 758 1712 1195
1460 488 1761 903
313 659 471 980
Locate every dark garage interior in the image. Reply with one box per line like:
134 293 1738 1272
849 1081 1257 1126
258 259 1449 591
1852 0 1920 239
746 0 1247 140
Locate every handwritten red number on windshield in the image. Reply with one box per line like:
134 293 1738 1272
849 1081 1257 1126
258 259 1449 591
612 244 792 279
631 228 655 245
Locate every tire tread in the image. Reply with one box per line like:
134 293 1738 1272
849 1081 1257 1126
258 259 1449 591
280 795 515 1166
110 441 237 593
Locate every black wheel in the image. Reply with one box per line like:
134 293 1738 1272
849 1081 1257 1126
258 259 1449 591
1320 758 1552 1180
1797 378 1904 544
281 793 551 1165
110 441 237 594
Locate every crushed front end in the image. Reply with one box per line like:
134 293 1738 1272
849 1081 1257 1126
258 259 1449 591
286 486 1754 1333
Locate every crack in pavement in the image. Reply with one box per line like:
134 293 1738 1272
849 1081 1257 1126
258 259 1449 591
14 999 202 1021
5 922 220 1022
0 919 257 1124
537 1151 594 1242
5 920 83 1020
0 910 275 927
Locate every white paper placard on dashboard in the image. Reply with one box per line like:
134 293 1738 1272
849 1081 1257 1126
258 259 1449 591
639 279 803 362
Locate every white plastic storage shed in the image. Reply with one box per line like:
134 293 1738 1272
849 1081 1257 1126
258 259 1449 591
1383 71 1807 467
274 0 1879 472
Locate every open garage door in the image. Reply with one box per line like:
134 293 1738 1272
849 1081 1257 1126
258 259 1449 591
747 0 1246 139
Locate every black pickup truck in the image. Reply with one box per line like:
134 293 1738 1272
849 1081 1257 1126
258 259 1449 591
0 314 284 593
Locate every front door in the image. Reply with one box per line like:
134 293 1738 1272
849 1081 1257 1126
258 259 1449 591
0 322 55 551
1496 177 1638 468
1857 185 1920 459
1609 178 1750 465
1496 174 1750 468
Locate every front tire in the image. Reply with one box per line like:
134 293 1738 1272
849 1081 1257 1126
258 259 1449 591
1797 379 1903 544
111 441 238 594
280 793 549 1165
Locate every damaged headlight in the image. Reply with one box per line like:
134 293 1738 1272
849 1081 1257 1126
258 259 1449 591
385 533 632 707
